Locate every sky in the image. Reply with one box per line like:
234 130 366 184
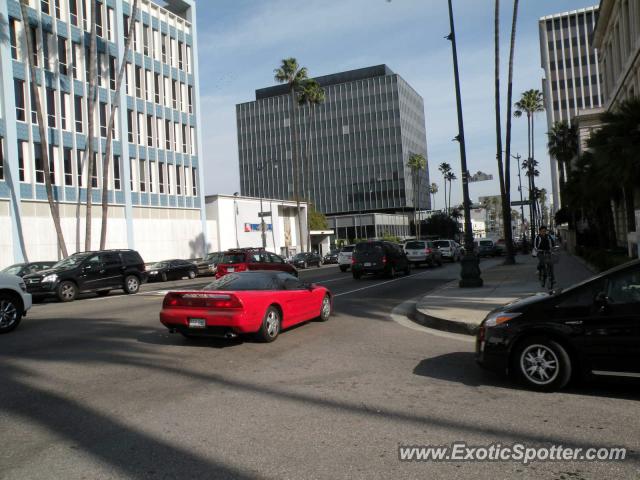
194 0 596 209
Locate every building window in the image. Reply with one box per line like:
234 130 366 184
159 162 165 194
188 86 193 114
143 25 150 56
139 159 146 192
137 113 144 144
95 1 103 37
129 158 136 191
43 32 52 70
74 95 84 132
63 147 73 186
10 19 19 60
58 37 68 75
133 21 139 51
175 164 181 195
14 79 26 122
191 167 197 196
0 138 4 181
135 66 142 98
161 33 167 63
70 0 78 25
46 88 56 128
54 0 61 19
190 127 196 155
99 102 107 137
106 7 114 41
76 150 84 187
182 124 188 153
18 140 26 182
60 92 69 130
145 70 152 102
30 27 39 66
113 155 121 190
178 41 183 70
186 45 192 73
172 80 178 109
154 73 161 104
127 109 134 143
149 161 155 193
34 143 45 184
90 153 98 188
109 56 117 90
173 122 179 151
41 0 50 15
146 114 153 147
165 119 171 150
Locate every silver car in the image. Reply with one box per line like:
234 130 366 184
0 273 32 334
433 239 462 262
338 245 355 272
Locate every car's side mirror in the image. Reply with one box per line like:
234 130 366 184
594 292 610 309
306 283 315 291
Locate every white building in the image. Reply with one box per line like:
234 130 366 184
205 195 308 258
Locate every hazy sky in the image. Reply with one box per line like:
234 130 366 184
195 0 595 208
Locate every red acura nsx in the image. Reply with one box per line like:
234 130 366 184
160 271 332 342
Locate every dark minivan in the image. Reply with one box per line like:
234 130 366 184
23 249 147 302
351 241 411 279
477 259 640 391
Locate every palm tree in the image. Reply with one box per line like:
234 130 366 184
445 171 457 218
407 154 427 239
19 0 69 257
429 183 438 210
514 88 544 241
546 121 578 207
438 162 452 213
99 0 139 249
274 58 308 251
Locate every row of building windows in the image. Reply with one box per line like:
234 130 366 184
550 76 600 91
544 11 596 32
1 138 198 197
551 95 601 112
125 65 193 113
127 110 196 154
549 54 598 71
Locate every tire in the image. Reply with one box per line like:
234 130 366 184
188 270 196 279
339 265 348 272
256 306 281 342
316 261 321 268
303 262 308 269
96 290 111 297
437 260 443 267
57 281 78 302
386 266 395 279
513 338 572 392
352 271 362 280
404 264 411 276
318 295 331 321
123 275 140 295
161 272 168 282
0 293 23 334
413 262 420 268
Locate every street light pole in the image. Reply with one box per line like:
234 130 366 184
446 0 482 287
511 153 526 242
256 164 267 249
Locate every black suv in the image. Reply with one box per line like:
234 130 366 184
290 252 322 269
351 241 410 279
23 249 147 302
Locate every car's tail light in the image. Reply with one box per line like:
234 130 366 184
425 248 432 254
478 325 485 343
163 292 243 309
382 256 387 264
351 257 356 264
235 263 248 272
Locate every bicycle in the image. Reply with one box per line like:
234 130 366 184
538 250 558 290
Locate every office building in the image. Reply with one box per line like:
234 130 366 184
0 0 205 268
539 6 603 210
236 65 430 217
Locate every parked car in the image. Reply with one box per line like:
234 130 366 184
0 273 32 334
1 262 57 278
23 249 147 302
352 241 410 279
338 245 355 272
477 259 640 391
194 252 224 276
160 271 332 342
433 239 462 262
475 238 499 257
215 248 298 278
147 259 198 282
403 240 443 267
290 252 322 269
323 250 339 264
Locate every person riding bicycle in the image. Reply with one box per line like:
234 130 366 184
534 226 556 283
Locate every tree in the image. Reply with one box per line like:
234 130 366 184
444 170 456 218
407 154 427 238
514 88 544 241
307 203 328 231
546 121 578 207
274 58 308 251
429 183 438 210
297 79 325 251
19 0 69 257
423 212 460 240
99 0 139 249
438 162 452 213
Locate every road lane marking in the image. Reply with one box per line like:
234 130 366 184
333 271 433 297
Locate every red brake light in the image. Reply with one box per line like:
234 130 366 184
382 256 387 264
351 257 356 264
235 263 247 272
163 292 243 309
425 248 432 254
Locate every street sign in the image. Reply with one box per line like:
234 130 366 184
258 211 272 217
511 200 531 206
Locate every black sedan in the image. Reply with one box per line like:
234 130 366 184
194 252 223 276
147 259 197 282
323 250 339 264
2 262 57 277
477 260 640 391
289 252 322 269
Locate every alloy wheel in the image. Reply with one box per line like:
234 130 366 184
127 277 139 292
520 344 559 385
321 296 331 320
60 283 75 301
266 310 280 338
0 299 18 329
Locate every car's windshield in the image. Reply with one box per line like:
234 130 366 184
293 253 306 260
405 241 425 249
341 246 354 253
204 273 278 291
1 265 24 275
355 243 383 253
480 241 493 246
220 253 246 264
434 241 450 248
53 253 91 269
205 253 219 261
150 262 168 269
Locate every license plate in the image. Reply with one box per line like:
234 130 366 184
227 267 235 272
364 262 372 267
188 318 206 328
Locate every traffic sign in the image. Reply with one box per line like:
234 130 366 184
511 200 531 206
258 211 272 217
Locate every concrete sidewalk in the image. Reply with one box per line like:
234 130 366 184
413 253 596 335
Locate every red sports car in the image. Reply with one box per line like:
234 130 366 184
160 271 332 342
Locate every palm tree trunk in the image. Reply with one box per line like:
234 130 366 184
443 180 447 215
501 0 519 264
289 89 304 252
416 175 421 239
19 0 69 258
304 105 314 252
100 0 138 249
448 179 452 216
85 1 98 251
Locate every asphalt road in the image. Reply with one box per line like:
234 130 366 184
1 260 638 480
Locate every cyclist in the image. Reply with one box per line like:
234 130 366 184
534 226 556 286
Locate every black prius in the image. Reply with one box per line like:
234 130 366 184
476 259 640 392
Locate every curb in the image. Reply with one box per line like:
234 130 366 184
410 304 479 336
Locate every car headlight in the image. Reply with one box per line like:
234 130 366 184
42 274 58 283
484 311 521 327
19 281 27 292
149 270 158 275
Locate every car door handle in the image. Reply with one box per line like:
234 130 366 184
565 320 583 325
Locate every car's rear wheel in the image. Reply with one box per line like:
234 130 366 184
318 295 331 321
339 265 348 272
123 275 140 295
386 266 396 279
513 338 571 392
404 264 411 276
0 293 22 334
303 261 308 269
96 290 111 297
256 306 281 342
57 281 78 302
188 270 196 279
352 271 362 280
161 272 168 282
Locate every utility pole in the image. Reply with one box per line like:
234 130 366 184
446 0 482 287
511 153 526 242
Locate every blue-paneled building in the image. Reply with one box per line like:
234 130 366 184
0 0 207 266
